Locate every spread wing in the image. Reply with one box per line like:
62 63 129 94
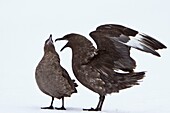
90 24 166 71
90 29 136 72
96 24 166 56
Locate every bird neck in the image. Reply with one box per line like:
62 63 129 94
43 50 60 62
44 44 56 54
71 45 97 65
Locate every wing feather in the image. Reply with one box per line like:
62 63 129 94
90 30 136 72
95 24 166 57
90 24 166 71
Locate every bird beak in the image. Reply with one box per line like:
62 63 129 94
55 38 69 51
55 37 64 42
47 34 53 44
60 42 69 51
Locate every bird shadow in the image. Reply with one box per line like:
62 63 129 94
66 107 130 113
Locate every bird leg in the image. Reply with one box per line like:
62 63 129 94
41 96 54 109
55 97 66 110
83 95 105 111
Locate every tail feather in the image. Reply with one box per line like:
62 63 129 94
72 79 78 93
115 71 145 90
72 79 78 87
104 71 145 94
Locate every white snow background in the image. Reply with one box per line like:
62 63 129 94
0 0 170 113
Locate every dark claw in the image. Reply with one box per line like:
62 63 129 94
55 106 66 110
83 107 101 111
41 105 54 109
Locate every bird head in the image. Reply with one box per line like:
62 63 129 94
55 33 87 51
44 34 55 53
45 34 53 45
55 34 71 51
56 33 97 62
55 33 95 53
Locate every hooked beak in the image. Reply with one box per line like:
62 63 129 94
55 38 69 51
55 37 64 42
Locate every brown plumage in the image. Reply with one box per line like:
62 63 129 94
35 34 77 110
55 24 166 111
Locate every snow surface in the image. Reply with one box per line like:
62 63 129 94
0 0 170 113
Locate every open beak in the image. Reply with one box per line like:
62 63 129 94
60 42 69 51
55 37 64 42
55 38 69 51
